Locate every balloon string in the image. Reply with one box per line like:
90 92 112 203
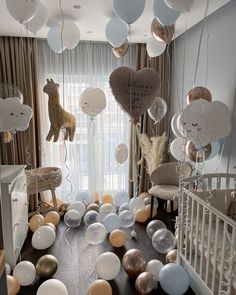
173 30 182 113
88 118 96 136
193 0 210 87
64 138 73 201
205 29 209 87
64 227 73 254
181 13 188 111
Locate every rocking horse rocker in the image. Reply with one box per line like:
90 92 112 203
43 78 76 142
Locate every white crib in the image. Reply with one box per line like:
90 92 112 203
178 173 236 295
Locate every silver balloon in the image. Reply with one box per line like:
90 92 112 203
64 209 81 228
148 97 167 123
83 210 101 227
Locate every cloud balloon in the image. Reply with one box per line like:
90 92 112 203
0 97 32 132
179 99 231 147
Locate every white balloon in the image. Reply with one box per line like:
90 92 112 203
165 0 195 12
113 0 145 24
153 0 181 26
62 20 80 50
6 0 39 23
146 36 166 58
85 223 107 245
64 209 81 228
171 113 182 137
114 191 129 207
105 16 129 48
68 201 86 217
79 87 106 118
119 209 135 228
170 137 187 161
13 261 36 286
148 97 167 123
36 279 68 295
103 213 122 233
95 252 121 280
146 260 164 281
99 203 116 221
47 25 64 54
5 263 11 275
25 1 48 34
32 226 56 250
115 143 128 164
129 197 145 212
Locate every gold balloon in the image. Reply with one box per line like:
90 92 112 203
102 194 113 204
88 279 112 295
135 272 157 295
166 249 177 263
7 275 20 295
59 202 69 213
87 203 100 212
29 214 45 232
109 229 127 247
44 222 56 231
36 254 58 279
151 18 175 44
135 208 149 223
144 197 151 205
45 211 60 225
187 86 212 104
123 249 147 278
112 39 129 58
145 204 157 217
186 141 212 162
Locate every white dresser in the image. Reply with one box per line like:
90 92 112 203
0 165 28 268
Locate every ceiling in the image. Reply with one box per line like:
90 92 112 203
0 0 231 43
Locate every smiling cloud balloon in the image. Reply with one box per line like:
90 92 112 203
0 97 33 132
179 99 231 147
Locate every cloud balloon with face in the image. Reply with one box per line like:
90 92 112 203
179 99 231 147
0 97 33 132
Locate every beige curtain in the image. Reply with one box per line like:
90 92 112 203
129 43 172 196
0 37 41 168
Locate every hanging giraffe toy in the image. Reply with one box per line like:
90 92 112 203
43 79 76 142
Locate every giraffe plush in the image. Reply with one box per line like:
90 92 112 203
43 79 76 142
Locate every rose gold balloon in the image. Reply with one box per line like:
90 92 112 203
102 194 113 204
135 272 157 295
87 203 100 212
145 204 157 217
139 192 151 199
135 208 149 223
109 229 127 247
187 86 212 104
45 211 60 225
151 18 175 44
88 279 112 295
7 275 20 295
166 249 177 263
123 249 147 278
112 39 129 58
186 141 212 162
29 214 45 232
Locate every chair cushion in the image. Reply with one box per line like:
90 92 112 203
148 185 179 200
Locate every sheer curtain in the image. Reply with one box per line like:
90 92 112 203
37 40 137 200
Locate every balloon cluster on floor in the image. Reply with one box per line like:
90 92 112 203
170 86 232 165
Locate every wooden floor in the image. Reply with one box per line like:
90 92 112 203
17 209 195 295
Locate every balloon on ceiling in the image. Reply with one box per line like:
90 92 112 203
113 0 145 24
164 0 195 12
112 39 129 58
186 86 212 104
24 1 48 34
153 0 181 26
109 66 160 123
146 36 166 58
6 0 39 23
105 16 129 48
151 18 175 44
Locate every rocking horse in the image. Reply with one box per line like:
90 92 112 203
43 79 76 142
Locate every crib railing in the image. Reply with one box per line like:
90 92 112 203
178 174 236 295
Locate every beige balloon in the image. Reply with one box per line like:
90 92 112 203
88 279 112 295
139 192 151 199
135 208 149 223
102 194 113 204
109 229 127 247
145 204 157 217
45 211 60 225
7 275 20 295
29 214 45 232
166 249 177 263
44 222 56 231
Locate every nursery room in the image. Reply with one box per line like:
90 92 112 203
0 0 236 294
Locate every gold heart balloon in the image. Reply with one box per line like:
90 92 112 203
151 18 175 44
112 39 129 58
109 66 160 123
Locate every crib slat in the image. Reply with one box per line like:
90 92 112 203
218 221 227 294
184 195 190 258
199 206 206 278
189 198 195 266
205 211 212 286
194 202 200 270
211 216 220 293
226 228 236 295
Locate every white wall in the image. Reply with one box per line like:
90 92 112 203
171 0 236 173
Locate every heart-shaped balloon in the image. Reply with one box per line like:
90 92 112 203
151 18 175 44
112 39 129 58
109 67 160 123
